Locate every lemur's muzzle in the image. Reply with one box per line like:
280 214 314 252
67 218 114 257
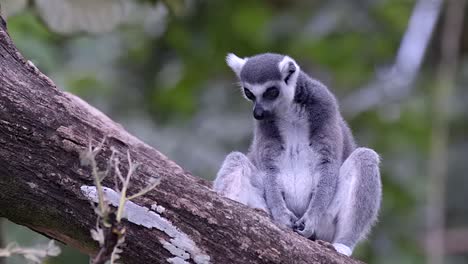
253 103 269 120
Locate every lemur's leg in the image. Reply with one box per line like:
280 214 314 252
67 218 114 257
326 147 382 256
213 152 268 211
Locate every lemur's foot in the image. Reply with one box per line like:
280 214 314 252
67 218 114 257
272 209 298 228
332 243 352 256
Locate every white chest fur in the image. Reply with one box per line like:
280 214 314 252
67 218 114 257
277 116 319 217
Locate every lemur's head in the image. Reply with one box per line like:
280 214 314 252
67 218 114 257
226 53 300 120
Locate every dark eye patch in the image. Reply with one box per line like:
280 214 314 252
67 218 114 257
263 86 279 100
243 87 256 101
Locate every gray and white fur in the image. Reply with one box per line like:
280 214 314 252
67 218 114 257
213 53 382 256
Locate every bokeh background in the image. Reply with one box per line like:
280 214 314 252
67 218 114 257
0 0 467 263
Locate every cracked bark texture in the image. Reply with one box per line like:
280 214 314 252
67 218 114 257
0 16 363 264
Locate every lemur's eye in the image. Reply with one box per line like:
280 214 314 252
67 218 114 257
243 88 256 101
263 86 279 100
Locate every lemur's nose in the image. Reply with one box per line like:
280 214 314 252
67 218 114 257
253 105 265 120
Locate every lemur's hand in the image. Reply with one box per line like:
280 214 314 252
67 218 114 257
271 208 298 228
294 214 320 239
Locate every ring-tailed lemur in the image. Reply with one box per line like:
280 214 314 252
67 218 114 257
213 53 382 256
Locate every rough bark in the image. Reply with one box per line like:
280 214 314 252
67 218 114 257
0 218 4 264
0 16 363 264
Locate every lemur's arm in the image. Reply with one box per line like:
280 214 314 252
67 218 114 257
263 169 298 228
310 123 341 212
256 142 298 228
295 123 341 238
293 81 342 238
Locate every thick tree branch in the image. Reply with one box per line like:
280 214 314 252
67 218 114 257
0 16 362 264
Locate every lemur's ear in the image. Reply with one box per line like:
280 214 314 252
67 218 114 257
279 56 299 85
226 53 247 78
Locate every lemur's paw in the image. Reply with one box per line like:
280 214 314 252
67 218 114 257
272 209 298 228
294 216 319 239
332 243 352 256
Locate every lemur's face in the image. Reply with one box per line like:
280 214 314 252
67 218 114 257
226 53 300 120
242 80 285 120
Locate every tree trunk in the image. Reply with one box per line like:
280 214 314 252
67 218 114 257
0 16 362 264
0 218 4 264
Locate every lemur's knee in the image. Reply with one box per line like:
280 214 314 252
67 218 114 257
224 151 252 167
351 147 380 166
213 152 252 193
340 147 381 209
213 152 267 210
333 147 381 252
341 147 380 181
215 152 254 182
